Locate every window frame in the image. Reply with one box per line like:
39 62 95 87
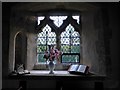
36 10 81 64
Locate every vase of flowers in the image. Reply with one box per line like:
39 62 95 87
48 60 55 74
44 45 61 74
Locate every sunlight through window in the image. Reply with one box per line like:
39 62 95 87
38 16 45 25
72 16 80 24
50 16 67 27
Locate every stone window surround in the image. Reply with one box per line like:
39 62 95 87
35 12 82 70
36 15 81 64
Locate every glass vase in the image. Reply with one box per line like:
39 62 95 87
48 60 55 74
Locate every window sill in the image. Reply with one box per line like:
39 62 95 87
33 63 71 70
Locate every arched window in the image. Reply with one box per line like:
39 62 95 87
36 12 81 63
37 24 56 63
60 24 80 63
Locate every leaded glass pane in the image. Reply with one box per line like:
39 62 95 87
71 38 80 45
38 16 45 25
37 53 45 63
37 38 46 45
48 38 56 45
42 24 51 32
62 55 79 63
71 45 80 53
61 45 70 53
65 24 75 34
37 15 80 63
37 24 56 45
37 45 47 53
61 32 70 38
71 31 80 38
60 24 80 54
50 16 67 27
72 16 80 24
37 24 56 63
61 38 70 45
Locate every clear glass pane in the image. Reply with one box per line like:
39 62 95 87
37 38 47 45
72 16 80 24
66 24 74 33
48 32 56 38
62 55 79 63
71 31 80 37
37 53 46 63
38 16 45 25
48 38 56 45
61 38 70 45
37 15 81 63
71 38 80 45
50 16 67 27
60 24 80 54
37 24 56 63
37 46 47 53
71 45 80 53
61 32 70 38
42 24 51 32
61 45 70 53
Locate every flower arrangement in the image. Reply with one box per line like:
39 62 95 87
43 45 62 63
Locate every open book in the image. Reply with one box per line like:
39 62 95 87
68 64 89 75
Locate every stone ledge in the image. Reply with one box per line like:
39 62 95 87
33 63 70 70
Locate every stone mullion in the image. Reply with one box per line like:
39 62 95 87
56 32 61 50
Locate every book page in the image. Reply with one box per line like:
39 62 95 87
68 64 79 72
77 65 87 73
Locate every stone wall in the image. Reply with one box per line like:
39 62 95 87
9 10 37 72
2 2 119 89
81 9 106 75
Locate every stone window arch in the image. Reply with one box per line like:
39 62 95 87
14 31 27 71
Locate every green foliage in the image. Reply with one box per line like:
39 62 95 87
37 45 80 63
61 45 80 53
37 46 46 53
37 54 46 62
62 55 79 63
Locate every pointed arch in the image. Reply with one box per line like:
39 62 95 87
37 24 56 63
14 31 27 70
36 12 81 63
